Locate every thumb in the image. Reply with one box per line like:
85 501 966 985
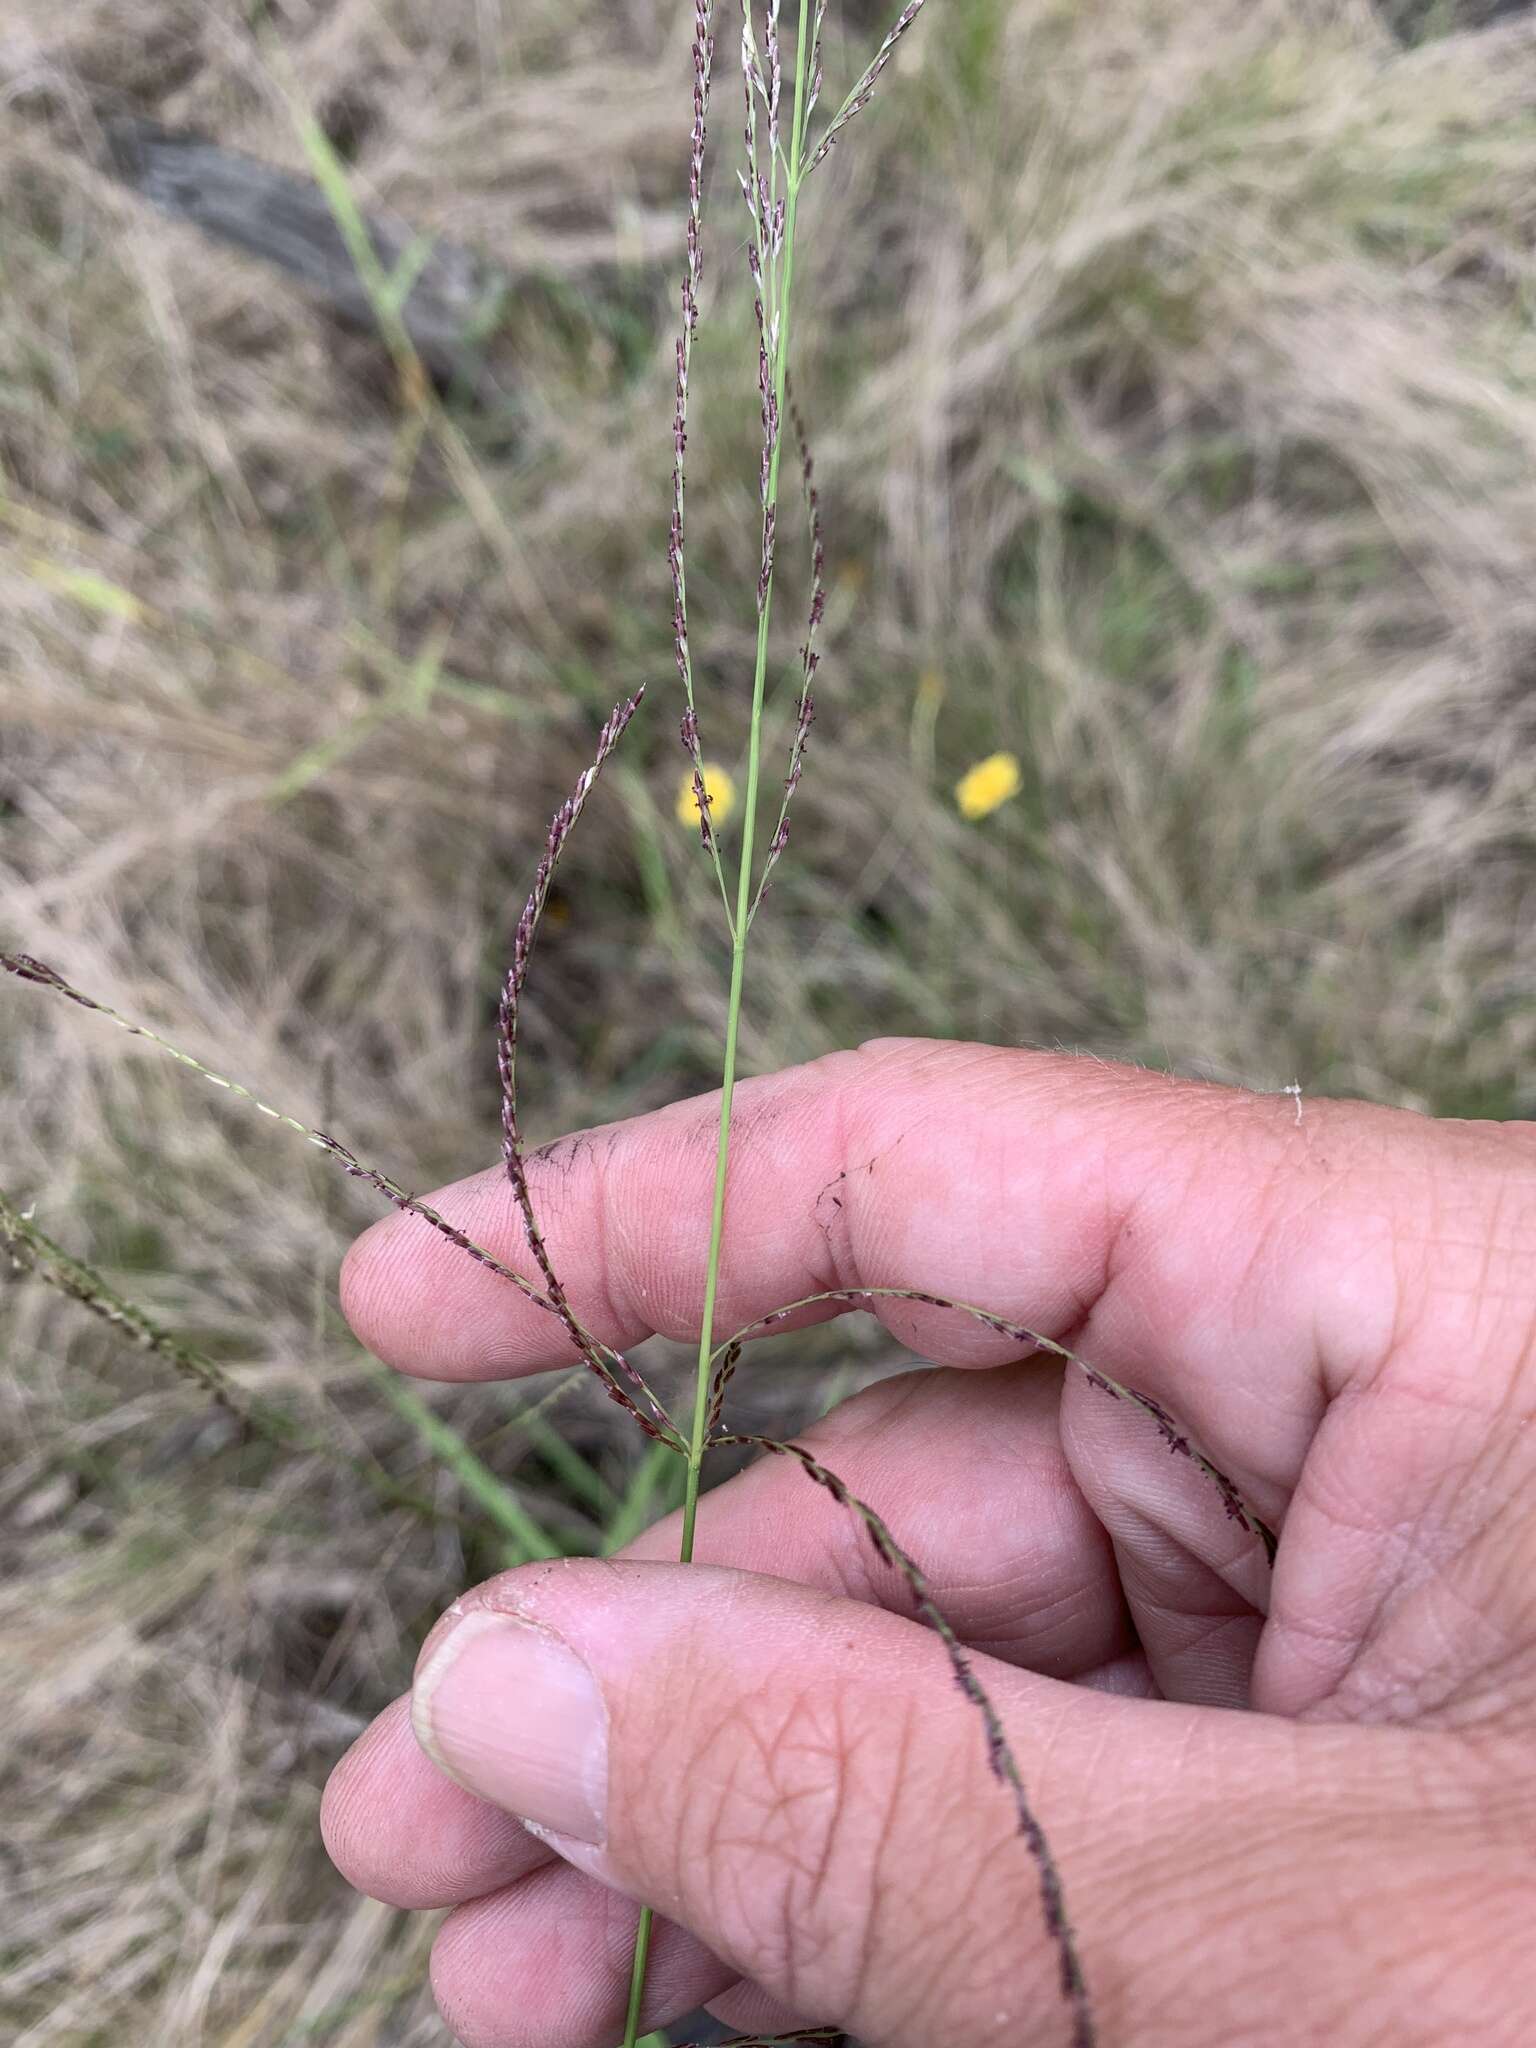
406 1559 1465 2048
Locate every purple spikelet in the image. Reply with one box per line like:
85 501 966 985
679 706 717 854
2 953 74 995
763 0 783 169
705 1338 743 1433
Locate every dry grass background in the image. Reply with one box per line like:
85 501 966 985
4 0 1536 2040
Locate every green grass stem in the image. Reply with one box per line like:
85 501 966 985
622 7 817 2044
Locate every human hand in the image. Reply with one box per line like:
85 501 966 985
323 1040 1536 2047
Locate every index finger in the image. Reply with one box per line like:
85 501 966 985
339 1038 1426 1456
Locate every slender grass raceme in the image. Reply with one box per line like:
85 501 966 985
0 1187 462 1538
0 952 681 1451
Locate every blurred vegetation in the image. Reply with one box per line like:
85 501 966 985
4 0 1536 2040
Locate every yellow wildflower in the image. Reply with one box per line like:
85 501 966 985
676 762 737 829
955 751 1023 822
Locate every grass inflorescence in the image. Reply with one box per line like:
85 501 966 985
0 2 1296 2040
0 9 1269 2041
9 0 1535 2041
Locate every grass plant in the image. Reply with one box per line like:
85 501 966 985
2 11 1286 2044
7 1 1536 2042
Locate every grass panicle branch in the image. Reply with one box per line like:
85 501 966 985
711 1285 1277 1563
0 949 683 1450
713 1432 1095 2048
806 0 827 122
0 1187 456 1531
750 381 823 914
493 686 682 1445
807 0 927 173
1 1187 253 1418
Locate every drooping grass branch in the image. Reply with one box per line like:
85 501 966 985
709 1284 1278 1563
0 1187 457 1534
493 686 682 1446
0 950 682 1451
713 1432 1095 2048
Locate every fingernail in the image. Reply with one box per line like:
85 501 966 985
412 1610 608 1844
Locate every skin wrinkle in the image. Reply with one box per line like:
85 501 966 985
697 1365 1126 1674
1117 1567 1259 1664
701 1681 844 2000
1092 1430 1267 1589
1074 1157 1317 1513
1331 1382 1525 1692
943 1801 1050 2035
1062 1382 1269 1700
831 1409 1130 1679
1220 1137 1322 1327
692 1673 926 2025
868 1048 1105 1351
1385 1160 1471 1384
799 1695 866 1999
809 1686 926 2034
1340 1489 1536 1725
955 1566 1110 1666
1271 1383 1536 1717
652 1677 740 1915
793 1369 1131 1672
